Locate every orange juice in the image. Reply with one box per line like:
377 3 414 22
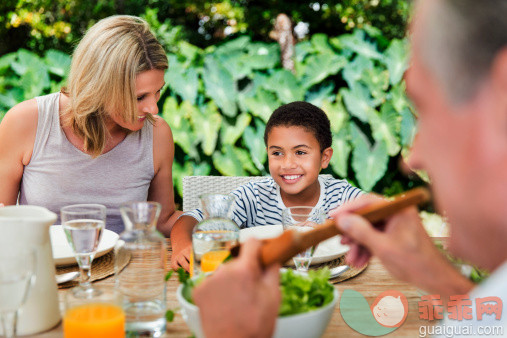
201 250 230 273
64 303 125 338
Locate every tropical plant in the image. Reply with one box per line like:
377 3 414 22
0 25 420 203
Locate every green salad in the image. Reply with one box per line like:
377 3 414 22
176 267 335 317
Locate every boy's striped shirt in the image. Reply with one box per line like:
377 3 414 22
182 176 362 228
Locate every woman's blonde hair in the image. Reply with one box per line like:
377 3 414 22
63 15 168 157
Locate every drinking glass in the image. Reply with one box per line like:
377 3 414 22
63 285 125 338
61 204 106 298
282 206 326 272
0 248 36 338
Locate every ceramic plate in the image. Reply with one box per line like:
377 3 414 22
239 224 349 265
50 225 119 266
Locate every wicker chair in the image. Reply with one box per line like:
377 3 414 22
182 174 333 211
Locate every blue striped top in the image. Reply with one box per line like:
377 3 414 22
183 176 363 228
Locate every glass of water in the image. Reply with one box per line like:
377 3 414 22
282 206 326 272
61 204 106 298
0 248 36 338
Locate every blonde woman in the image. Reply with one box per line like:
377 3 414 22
0 15 181 234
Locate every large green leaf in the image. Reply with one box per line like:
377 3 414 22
301 54 346 89
0 88 23 109
11 49 47 76
21 67 50 99
165 65 199 104
243 119 267 173
339 29 383 60
341 84 377 123
263 69 304 103
390 82 411 113
321 99 348 134
188 102 222 156
384 39 409 85
310 34 336 55
161 96 182 127
172 118 199 159
242 88 279 123
367 102 401 156
295 41 314 62
233 147 261 175
212 145 246 176
202 56 237 117
216 50 252 80
44 49 71 77
221 113 251 145
214 36 250 54
177 41 202 63
305 82 335 107
400 107 417 147
330 128 351 178
243 43 279 70
350 123 389 191
361 67 389 101
173 161 194 197
0 53 16 73
342 55 374 89
193 162 212 176
162 98 199 159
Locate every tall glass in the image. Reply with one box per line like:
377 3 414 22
61 204 106 298
0 248 36 338
64 285 125 338
282 206 326 272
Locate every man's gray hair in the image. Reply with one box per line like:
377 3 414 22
421 0 507 104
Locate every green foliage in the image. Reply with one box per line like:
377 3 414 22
1 0 410 55
0 48 70 118
0 23 419 201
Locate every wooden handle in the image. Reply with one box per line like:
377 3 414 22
231 187 431 268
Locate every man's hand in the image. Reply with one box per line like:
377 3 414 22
330 194 474 297
193 239 281 338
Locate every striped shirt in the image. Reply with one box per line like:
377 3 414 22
183 176 362 228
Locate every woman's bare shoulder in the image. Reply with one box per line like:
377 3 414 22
151 116 174 169
152 115 174 145
1 98 38 134
0 99 39 165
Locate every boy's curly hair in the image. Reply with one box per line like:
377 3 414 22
264 101 332 151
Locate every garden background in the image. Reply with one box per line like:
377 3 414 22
0 0 427 207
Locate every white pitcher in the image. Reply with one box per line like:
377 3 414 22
0 205 61 335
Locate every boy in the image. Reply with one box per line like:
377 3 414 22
170 101 362 270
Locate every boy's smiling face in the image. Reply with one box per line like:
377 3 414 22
267 126 333 206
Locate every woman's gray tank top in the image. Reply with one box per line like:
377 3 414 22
19 92 155 233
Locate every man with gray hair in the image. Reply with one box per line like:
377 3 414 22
194 0 507 336
332 0 507 335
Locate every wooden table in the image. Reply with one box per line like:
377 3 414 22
37 242 426 337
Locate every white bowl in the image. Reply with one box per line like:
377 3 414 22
176 280 338 338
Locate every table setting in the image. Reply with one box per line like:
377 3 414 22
0 188 431 337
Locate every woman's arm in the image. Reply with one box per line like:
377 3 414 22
0 99 38 205
148 116 181 237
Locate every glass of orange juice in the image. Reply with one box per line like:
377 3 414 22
63 285 125 338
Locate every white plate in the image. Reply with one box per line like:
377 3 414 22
50 225 119 266
239 224 349 265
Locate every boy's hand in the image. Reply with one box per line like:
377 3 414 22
171 243 192 271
